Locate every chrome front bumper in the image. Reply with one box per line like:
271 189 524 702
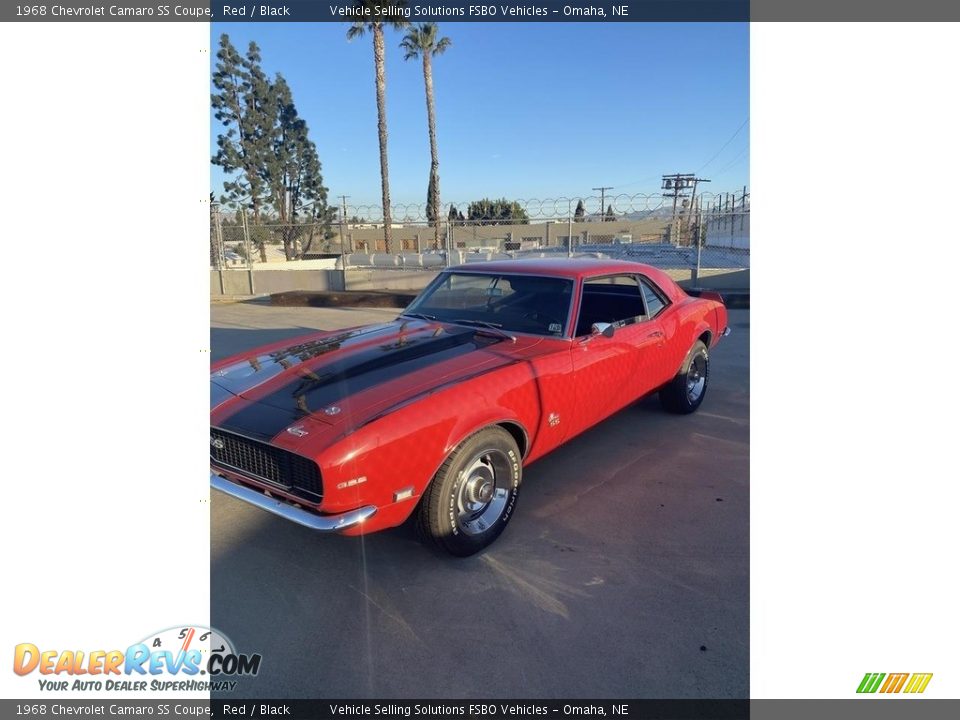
210 472 377 532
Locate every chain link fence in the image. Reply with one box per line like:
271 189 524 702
211 191 749 286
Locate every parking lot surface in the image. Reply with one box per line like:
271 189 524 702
211 300 749 698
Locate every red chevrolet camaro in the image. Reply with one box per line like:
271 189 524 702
210 258 729 555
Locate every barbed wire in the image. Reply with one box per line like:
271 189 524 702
334 191 748 224
211 189 750 269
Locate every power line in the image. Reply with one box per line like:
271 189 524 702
711 146 749 177
697 118 749 173
612 119 748 189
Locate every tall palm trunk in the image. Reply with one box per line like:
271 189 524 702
422 52 441 249
373 25 393 252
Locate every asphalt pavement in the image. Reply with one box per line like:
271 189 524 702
210 300 749 699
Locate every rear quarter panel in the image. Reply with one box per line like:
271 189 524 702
666 296 726 367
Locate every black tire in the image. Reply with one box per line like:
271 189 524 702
416 427 522 556
660 340 710 414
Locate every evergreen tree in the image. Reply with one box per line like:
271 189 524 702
262 75 331 260
605 204 616 222
466 198 529 226
211 35 274 261
574 200 585 221
212 35 331 262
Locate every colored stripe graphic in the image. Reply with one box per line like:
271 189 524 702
856 673 885 693
857 672 933 694
903 673 933 694
879 673 908 693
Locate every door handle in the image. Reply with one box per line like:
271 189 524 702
647 331 664 339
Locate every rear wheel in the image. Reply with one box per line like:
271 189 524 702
660 340 710 414
416 427 521 556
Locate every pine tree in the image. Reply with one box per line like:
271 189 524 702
605 204 616 222
211 35 274 261
213 35 331 262
574 200 585 221
262 75 331 260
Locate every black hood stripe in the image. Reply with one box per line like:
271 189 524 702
212 324 397 398
217 328 498 441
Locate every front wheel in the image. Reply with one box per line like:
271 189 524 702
660 340 710 414
416 427 521 556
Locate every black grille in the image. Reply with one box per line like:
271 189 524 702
210 428 322 502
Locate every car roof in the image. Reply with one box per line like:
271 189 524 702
445 257 686 301
448 256 643 277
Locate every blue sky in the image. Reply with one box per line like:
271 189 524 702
211 22 749 207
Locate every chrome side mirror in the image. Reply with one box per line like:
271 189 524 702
593 322 615 338
580 322 615 344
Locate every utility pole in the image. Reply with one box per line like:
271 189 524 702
662 173 691 223
592 186 613 221
662 174 691 246
687 176 710 239
662 174 709 245
338 195 349 277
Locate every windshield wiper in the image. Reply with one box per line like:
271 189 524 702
451 318 517 343
400 312 439 322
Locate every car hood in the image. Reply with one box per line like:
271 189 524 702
210 319 542 443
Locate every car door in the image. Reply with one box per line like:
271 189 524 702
567 274 657 436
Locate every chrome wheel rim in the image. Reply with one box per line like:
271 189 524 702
686 353 707 403
455 449 511 536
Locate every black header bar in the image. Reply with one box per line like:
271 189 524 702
5 0 960 21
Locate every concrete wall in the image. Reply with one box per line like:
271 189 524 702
345 268 439 292
679 268 750 290
251 269 343 294
211 270 253 296
211 269 343 296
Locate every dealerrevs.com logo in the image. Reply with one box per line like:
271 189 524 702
857 673 933 694
13 625 261 693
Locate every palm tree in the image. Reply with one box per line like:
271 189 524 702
400 23 451 250
347 2 409 252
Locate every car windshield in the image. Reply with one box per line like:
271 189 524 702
404 272 574 337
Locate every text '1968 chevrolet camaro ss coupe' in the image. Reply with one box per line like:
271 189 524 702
210 258 729 555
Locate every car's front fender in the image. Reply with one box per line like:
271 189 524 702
315 365 538 532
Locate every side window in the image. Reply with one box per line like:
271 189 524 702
576 275 646 335
640 278 668 318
